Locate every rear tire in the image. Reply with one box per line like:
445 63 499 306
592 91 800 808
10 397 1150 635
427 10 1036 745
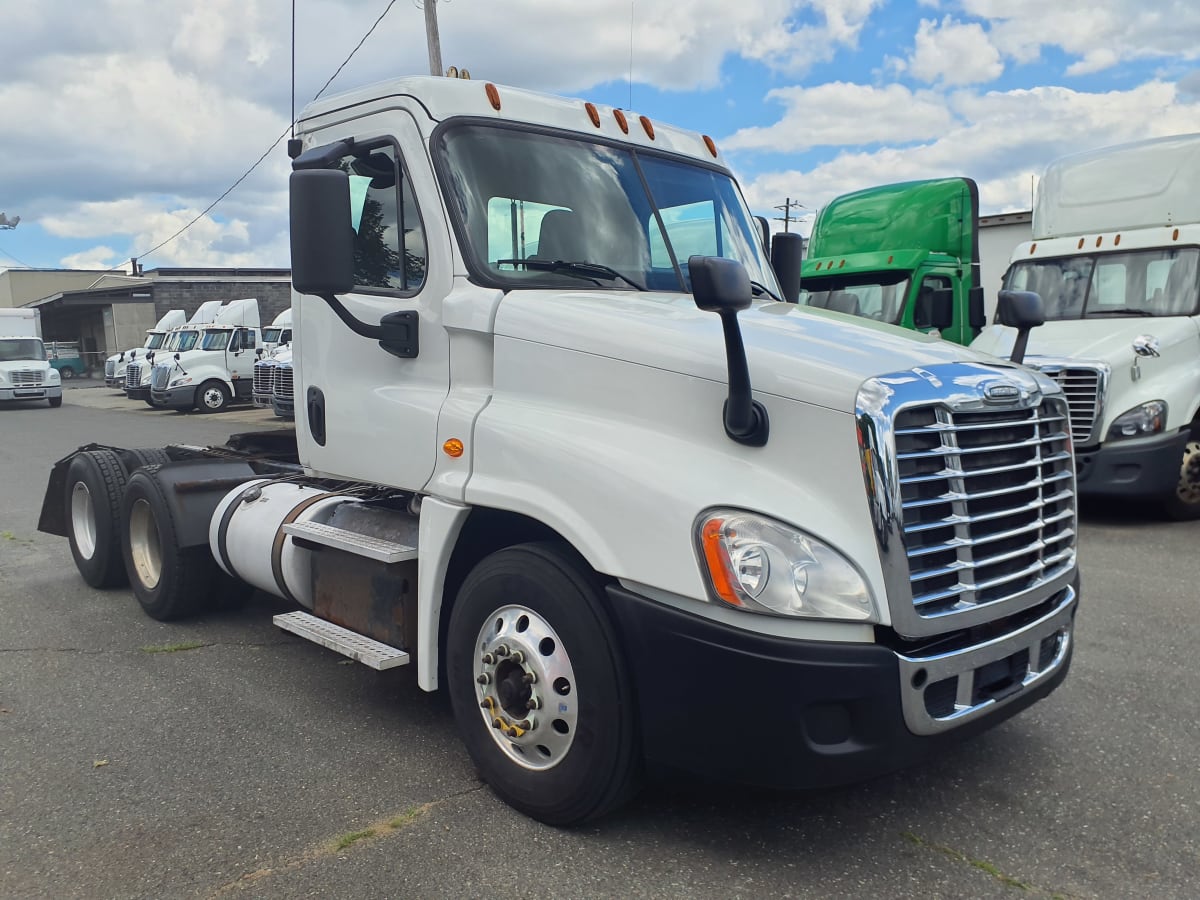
121 466 217 621
60 367 75 380
446 542 640 825
65 450 129 588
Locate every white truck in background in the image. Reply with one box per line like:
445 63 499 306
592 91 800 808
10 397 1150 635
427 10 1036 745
125 301 224 406
252 343 294 419
149 298 262 412
261 308 292 353
105 309 187 389
973 133 1200 518
0 308 61 408
41 76 1078 824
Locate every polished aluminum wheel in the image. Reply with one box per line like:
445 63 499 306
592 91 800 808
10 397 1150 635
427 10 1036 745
70 481 97 560
1176 440 1200 506
127 498 163 590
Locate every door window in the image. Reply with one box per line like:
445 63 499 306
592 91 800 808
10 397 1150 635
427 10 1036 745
340 144 428 294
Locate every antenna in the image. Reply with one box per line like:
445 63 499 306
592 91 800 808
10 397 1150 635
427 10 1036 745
628 1 634 110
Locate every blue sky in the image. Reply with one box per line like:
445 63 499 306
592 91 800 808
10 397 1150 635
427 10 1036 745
2 0 1199 273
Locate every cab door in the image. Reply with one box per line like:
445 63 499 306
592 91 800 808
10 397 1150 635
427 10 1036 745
294 107 451 491
227 327 257 397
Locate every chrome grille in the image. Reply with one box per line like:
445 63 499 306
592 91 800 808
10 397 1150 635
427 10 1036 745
11 370 42 386
105 359 116 378
125 363 142 390
253 360 275 396
1032 365 1103 444
894 398 1076 618
274 364 293 400
151 364 170 391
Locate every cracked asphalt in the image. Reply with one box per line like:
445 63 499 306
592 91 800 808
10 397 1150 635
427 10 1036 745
2 385 1199 898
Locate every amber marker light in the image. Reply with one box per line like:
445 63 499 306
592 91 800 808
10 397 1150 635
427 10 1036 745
613 109 629 133
702 135 718 157
443 438 464 458
485 83 501 110
1174 228 1181 241
1114 234 1122 246
639 115 655 140
584 102 601 127
700 518 742 606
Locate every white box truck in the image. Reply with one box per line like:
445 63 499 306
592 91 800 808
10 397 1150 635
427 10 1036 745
0 308 62 407
972 133 1200 517
40 76 1079 824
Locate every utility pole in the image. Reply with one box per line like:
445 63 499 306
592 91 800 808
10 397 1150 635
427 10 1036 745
773 198 805 234
423 0 443 76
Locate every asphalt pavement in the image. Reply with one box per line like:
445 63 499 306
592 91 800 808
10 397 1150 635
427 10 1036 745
1 383 1198 898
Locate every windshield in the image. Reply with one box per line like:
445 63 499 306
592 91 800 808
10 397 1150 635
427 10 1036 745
201 330 231 351
262 328 282 344
0 338 46 362
1005 248 1199 319
435 123 777 294
146 332 166 350
798 273 911 323
164 330 199 353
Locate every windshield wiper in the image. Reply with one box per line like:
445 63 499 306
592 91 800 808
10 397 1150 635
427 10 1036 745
496 258 647 291
1087 308 1155 317
749 280 781 302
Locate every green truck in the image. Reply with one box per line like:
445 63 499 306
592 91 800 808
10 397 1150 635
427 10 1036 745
798 177 986 345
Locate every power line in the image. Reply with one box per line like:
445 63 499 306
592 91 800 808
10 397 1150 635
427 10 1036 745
0 244 35 269
133 0 401 267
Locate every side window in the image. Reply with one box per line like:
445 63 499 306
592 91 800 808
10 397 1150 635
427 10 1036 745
229 330 243 352
341 144 427 293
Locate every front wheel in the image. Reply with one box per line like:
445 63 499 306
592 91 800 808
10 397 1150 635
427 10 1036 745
1163 438 1200 520
48 396 63 408
196 380 231 413
446 543 639 825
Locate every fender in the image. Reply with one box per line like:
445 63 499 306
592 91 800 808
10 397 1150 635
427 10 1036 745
416 496 470 690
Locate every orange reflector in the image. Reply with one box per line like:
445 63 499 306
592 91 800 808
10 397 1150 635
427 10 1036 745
584 102 601 127
613 109 629 133
703 135 718 157
1174 228 1180 240
887 255 894 264
700 519 741 606
1076 238 1085 249
1030 243 1038 254
814 261 823 270
1095 236 1102 247
839 259 846 268
485 83 501 110
1114 234 1121 246
443 438 464 458
639 115 655 140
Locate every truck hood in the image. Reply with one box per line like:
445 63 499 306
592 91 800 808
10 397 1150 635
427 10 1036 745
0 359 52 373
494 289 1014 413
971 316 1200 366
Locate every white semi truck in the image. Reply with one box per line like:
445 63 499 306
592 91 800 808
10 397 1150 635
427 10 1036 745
40 76 1079 824
148 298 262 412
973 133 1200 518
105 309 187 389
0 308 61 407
261 308 292 353
124 301 225 405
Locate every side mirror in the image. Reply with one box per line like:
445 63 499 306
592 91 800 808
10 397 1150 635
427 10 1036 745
770 232 804 303
996 289 1045 365
914 286 954 331
689 256 768 446
289 169 354 297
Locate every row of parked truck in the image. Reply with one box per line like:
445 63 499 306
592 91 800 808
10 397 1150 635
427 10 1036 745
104 301 293 415
28 73 1200 825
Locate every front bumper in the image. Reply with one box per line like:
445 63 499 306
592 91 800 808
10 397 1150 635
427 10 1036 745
125 386 151 401
1076 428 1190 499
150 385 197 409
0 385 61 401
272 396 295 419
606 581 1076 789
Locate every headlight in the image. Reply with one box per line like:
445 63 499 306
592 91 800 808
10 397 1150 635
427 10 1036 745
1108 401 1166 440
169 376 193 388
0 371 7 384
46 368 60 382
696 510 876 621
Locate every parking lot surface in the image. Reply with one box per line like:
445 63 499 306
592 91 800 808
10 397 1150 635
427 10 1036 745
2 384 1198 898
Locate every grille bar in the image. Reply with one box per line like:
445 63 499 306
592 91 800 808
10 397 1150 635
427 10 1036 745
1032 365 1104 444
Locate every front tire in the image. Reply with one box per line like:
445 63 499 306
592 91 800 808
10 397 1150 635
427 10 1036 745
48 396 63 408
1164 437 1200 520
65 450 129 588
196 380 231 413
121 466 218 620
446 543 639 825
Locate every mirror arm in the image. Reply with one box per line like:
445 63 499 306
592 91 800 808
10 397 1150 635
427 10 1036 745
717 311 769 446
319 293 384 340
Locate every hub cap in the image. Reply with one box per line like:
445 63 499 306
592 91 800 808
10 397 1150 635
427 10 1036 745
70 482 96 560
127 498 162 589
202 387 225 409
473 605 577 771
1177 440 1200 506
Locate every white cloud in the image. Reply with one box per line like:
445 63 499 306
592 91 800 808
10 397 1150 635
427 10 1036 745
723 82 956 152
60 247 121 270
961 0 1200 74
737 80 1200 222
906 17 1003 86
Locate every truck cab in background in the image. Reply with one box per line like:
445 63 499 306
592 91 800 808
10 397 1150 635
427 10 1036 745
798 178 986 345
105 309 187 389
149 298 261 412
0 308 61 408
972 133 1200 518
261 308 292 353
125 301 224 404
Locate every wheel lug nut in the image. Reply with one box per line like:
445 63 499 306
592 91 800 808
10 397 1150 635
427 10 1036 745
481 652 496 665
510 650 525 664
495 644 510 657
476 673 491 685
526 697 541 710
517 719 533 730
522 672 536 685
492 718 503 729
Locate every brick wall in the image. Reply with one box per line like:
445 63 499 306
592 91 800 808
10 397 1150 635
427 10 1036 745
151 279 293 328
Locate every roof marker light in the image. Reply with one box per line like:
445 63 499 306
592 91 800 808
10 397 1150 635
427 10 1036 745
1095 236 1103 247
584 102 601 128
613 109 629 133
1114 234 1121 246
639 116 655 140
702 135 718 157
1174 228 1180 241
1077 238 1085 249
1030 243 1038 254
485 83 501 111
